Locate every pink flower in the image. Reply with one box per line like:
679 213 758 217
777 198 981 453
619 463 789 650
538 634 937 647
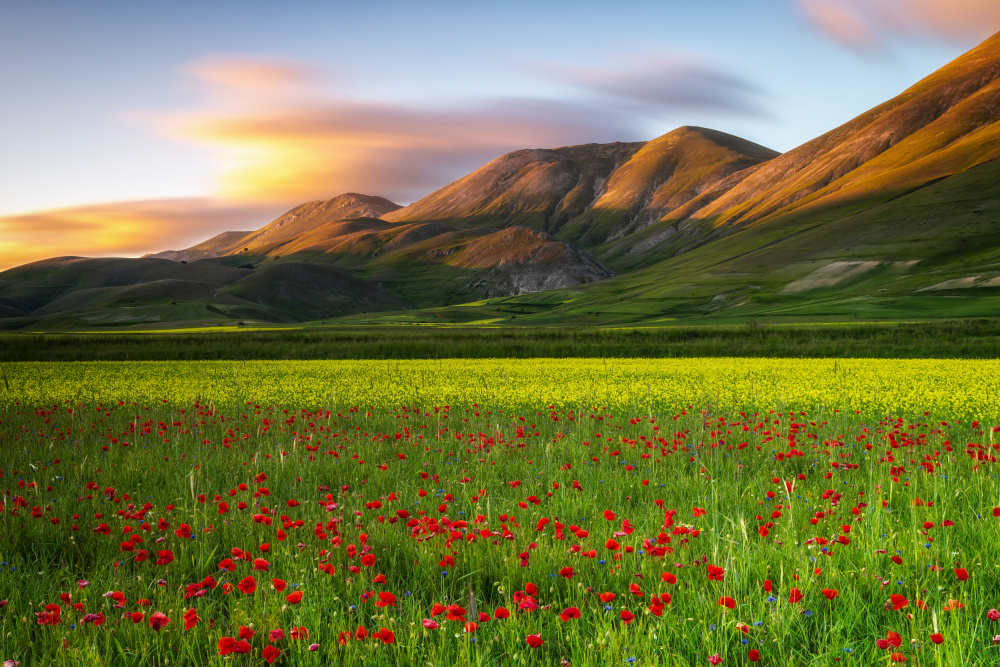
988 609 1000 621
422 619 440 629
708 654 723 665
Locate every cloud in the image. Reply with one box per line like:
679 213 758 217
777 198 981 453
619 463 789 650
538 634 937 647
150 54 765 207
0 198 278 272
796 0 1000 51
543 54 766 116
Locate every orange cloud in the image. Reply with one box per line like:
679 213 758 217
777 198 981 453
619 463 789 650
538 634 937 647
151 55 763 207
0 198 277 272
796 0 1000 50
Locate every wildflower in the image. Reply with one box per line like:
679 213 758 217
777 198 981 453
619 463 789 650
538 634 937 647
560 606 581 622
148 611 169 631
526 634 545 648
262 645 280 664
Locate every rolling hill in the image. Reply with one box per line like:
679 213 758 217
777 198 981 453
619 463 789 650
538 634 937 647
5 30 1000 329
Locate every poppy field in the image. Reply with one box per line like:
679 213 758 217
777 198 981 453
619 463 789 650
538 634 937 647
2 358 1000 666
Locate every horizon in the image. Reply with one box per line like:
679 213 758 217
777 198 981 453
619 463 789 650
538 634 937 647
2 0 1000 271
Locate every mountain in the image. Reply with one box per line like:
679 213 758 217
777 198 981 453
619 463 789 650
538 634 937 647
147 193 402 262
6 31 1000 329
384 128 779 269
392 31 1000 325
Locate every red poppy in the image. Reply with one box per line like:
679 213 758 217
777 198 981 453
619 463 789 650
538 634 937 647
763 579 773 592
218 637 236 656
599 592 616 603
355 625 368 640
706 564 725 581
183 608 199 631
629 582 643 597
955 568 969 581
930 633 944 644
494 607 510 619
239 626 254 640
253 558 270 571
822 588 838 600
272 578 287 591
130 612 145 624
560 567 576 580
376 591 396 608
605 539 620 550
526 634 545 648
269 628 285 643
889 653 906 663
889 594 909 611
423 619 439 629
286 591 303 605
237 576 257 595
262 645 280 664
788 588 803 603
463 621 478 634
148 611 169 631
661 573 677 584
748 649 761 662
445 604 466 621
717 596 735 610
361 554 376 567
620 610 635 624
603 510 616 521
560 606 581 622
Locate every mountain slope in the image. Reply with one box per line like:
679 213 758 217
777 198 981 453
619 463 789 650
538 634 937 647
384 128 779 264
679 31 1000 231
148 193 402 262
383 142 644 230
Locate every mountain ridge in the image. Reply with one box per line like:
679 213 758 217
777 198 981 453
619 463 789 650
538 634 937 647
5 30 1000 329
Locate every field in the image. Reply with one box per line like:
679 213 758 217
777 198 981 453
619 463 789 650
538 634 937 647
2 359 1000 666
4 319 1000 362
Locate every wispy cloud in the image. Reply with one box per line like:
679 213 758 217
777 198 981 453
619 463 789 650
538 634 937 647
542 53 767 117
0 198 276 271
796 0 1000 52
150 54 766 207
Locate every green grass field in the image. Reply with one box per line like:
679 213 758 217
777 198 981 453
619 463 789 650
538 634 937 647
4 319 1000 362
2 359 1000 665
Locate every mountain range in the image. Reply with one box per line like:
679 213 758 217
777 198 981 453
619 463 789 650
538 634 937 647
5 31 1000 329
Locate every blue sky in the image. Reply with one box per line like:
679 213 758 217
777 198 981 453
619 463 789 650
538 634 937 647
1 0 997 268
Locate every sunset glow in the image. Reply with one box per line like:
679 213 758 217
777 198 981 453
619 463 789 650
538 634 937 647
1 0 997 270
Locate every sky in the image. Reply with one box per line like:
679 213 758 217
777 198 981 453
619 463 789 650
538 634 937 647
2 0 1000 270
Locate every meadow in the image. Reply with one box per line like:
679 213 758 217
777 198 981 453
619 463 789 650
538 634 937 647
5 319 1000 362
2 358 1000 666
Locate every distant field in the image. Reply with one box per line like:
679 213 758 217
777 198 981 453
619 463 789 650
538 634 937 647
5 357 1000 420
3 319 1000 361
